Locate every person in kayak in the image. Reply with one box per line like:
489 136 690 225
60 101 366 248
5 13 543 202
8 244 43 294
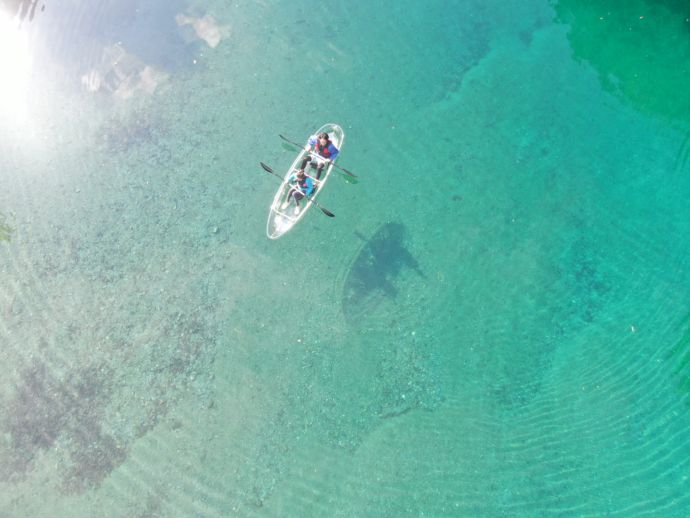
281 168 314 215
300 131 339 180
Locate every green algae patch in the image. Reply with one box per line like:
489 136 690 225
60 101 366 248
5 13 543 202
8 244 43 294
555 0 690 124
0 213 13 242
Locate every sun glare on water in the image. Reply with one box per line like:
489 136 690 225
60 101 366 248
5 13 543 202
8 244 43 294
0 13 32 124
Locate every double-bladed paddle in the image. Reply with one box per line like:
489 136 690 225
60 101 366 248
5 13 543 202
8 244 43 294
259 162 335 218
278 134 357 178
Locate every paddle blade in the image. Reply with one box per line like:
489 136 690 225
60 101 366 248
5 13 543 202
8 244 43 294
319 207 335 218
260 162 274 173
279 134 305 149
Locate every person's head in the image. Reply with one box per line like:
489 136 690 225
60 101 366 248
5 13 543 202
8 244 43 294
318 132 329 144
296 169 306 179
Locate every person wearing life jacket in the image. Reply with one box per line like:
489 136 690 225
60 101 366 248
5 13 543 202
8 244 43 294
300 131 339 180
281 168 314 215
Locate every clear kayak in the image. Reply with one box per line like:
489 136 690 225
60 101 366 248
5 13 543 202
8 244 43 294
266 123 345 239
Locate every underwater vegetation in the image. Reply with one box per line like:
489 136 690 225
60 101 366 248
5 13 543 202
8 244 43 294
554 0 690 124
0 361 125 493
0 309 215 493
0 212 13 242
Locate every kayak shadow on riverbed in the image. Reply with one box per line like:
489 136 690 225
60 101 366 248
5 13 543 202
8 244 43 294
341 222 425 321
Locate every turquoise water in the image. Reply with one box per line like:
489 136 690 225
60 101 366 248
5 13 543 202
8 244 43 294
1 0 690 515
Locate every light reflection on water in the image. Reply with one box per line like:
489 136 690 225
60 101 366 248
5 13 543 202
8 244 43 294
0 1 230 115
0 12 31 124
0 0 233 149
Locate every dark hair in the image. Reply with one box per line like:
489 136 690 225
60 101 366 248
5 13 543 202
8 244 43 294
318 132 329 140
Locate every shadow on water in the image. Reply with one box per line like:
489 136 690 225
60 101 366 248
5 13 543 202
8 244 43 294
342 222 425 320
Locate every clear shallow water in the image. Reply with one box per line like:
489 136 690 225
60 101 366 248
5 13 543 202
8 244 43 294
1 0 689 516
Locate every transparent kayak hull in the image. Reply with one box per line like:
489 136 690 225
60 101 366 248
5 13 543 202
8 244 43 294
266 123 345 239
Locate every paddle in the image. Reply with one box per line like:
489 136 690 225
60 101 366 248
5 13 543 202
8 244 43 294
259 162 335 218
278 134 358 178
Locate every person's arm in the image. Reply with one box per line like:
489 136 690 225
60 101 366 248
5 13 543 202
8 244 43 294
327 143 339 161
306 134 317 149
305 177 314 196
